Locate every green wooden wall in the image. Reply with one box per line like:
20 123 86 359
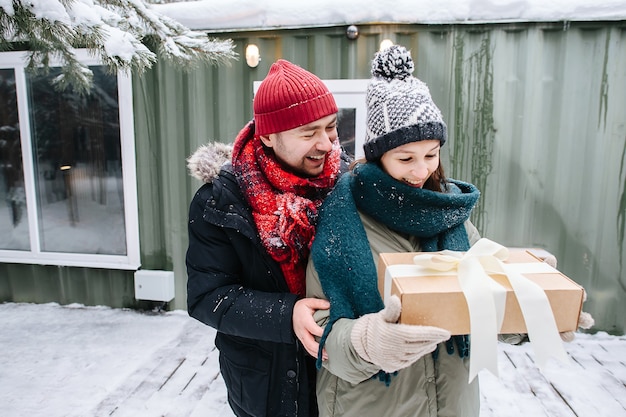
1 21 625 334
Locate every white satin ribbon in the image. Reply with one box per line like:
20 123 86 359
383 238 569 382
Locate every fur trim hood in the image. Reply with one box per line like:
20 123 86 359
187 142 233 184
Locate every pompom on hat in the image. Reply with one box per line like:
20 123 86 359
363 45 447 161
253 59 338 136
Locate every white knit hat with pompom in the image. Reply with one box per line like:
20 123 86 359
363 45 447 161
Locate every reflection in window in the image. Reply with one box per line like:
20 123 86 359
0 69 29 250
26 67 127 255
337 108 356 158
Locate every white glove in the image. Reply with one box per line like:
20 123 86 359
350 295 451 373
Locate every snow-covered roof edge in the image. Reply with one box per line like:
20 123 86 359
153 0 626 33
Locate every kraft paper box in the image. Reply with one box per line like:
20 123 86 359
377 249 584 335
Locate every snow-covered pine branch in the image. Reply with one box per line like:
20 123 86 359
0 0 237 93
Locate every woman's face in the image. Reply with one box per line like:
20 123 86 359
380 140 441 188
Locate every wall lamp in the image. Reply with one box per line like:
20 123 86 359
245 44 261 68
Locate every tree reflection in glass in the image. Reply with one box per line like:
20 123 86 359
0 68 29 250
27 67 127 255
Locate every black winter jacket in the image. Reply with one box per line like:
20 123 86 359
187 160 319 417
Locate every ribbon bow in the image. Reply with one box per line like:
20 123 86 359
385 238 569 382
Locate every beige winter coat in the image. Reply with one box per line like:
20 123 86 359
306 211 481 417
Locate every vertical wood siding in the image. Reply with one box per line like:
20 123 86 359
2 22 624 334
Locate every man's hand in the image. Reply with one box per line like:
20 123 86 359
293 298 330 359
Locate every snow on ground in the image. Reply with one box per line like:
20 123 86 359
0 302 231 417
1 302 624 417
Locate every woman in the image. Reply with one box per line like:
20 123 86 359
306 45 481 417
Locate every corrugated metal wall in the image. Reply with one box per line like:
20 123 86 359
3 21 625 334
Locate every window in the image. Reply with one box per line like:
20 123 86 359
0 50 139 269
322 80 368 159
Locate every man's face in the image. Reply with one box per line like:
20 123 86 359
260 114 338 178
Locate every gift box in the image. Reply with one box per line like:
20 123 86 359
377 248 584 335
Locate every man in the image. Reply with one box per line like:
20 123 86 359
186 59 350 417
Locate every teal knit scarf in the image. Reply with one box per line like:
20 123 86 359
312 163 480 374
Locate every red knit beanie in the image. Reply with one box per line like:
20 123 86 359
254 59 338 136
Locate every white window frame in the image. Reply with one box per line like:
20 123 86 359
254 79 369 159
0 50 140 270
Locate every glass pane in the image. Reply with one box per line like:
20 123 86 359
0 68 30 250
337 107 356 158
26 67 127 255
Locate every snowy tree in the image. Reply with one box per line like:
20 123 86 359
0 0 237 92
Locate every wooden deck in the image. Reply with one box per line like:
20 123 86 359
90 319 232 417
479 334 626 416
92 317 626 417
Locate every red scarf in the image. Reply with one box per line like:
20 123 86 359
232 121 341 296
